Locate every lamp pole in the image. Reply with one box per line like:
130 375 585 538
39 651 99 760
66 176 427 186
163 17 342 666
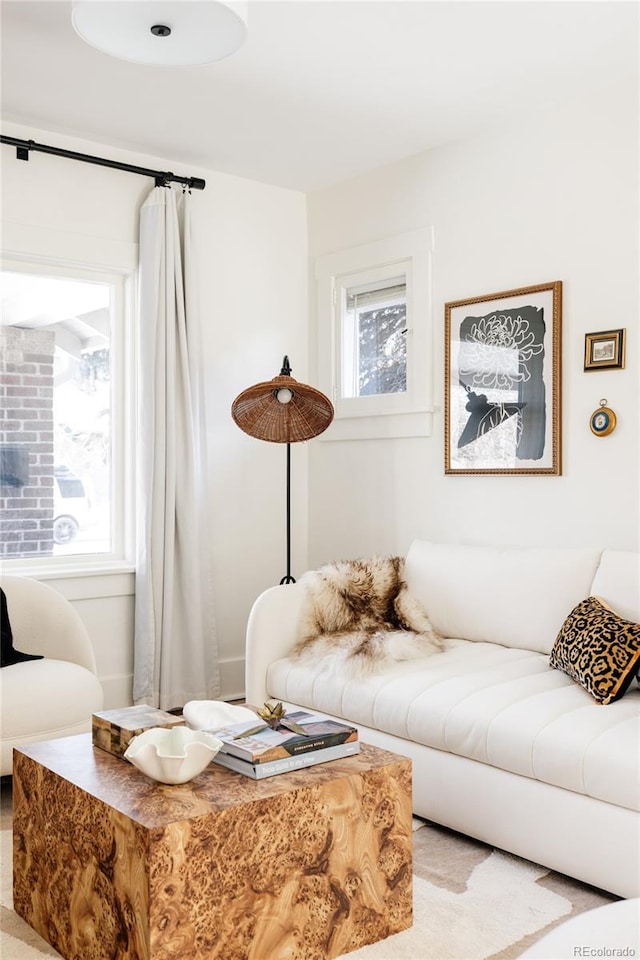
280 442 295 584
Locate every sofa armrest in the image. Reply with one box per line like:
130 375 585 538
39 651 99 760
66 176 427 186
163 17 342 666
245 582 309 706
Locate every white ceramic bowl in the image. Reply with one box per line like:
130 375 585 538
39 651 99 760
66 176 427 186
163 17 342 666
124 726 223 784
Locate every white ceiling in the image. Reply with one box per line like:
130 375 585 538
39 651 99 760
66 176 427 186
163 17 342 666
1 1 638 193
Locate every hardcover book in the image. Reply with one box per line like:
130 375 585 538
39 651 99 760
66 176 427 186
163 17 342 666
215 710 358 765
213 739 360 780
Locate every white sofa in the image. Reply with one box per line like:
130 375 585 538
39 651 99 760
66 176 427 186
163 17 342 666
0 575 104 776
245 541 640 899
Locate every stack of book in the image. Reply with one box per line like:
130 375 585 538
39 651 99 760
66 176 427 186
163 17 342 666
212 710 359 779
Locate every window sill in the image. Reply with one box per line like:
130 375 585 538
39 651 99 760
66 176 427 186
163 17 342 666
1 559 135 602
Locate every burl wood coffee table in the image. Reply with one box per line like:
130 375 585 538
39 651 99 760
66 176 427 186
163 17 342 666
13 734 412 960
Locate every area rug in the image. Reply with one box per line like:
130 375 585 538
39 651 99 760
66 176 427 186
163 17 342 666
0 780 615 960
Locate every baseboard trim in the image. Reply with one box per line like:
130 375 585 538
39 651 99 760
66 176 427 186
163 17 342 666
99 658 246 711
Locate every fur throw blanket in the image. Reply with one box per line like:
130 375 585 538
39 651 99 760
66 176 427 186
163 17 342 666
292 556 444 677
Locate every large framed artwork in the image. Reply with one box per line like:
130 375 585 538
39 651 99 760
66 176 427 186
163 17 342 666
445 281 562 475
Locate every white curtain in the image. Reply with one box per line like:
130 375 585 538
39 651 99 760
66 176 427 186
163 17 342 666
133 186 220 710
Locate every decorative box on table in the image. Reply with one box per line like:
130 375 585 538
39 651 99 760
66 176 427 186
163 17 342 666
92 704 185 759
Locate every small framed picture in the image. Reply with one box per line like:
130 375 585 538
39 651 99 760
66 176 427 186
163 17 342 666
584 329 625 371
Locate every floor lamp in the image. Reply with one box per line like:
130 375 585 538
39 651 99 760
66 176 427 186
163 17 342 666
231 357 334 584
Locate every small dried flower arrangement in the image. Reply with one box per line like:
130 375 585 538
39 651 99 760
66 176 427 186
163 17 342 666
232 701 310 739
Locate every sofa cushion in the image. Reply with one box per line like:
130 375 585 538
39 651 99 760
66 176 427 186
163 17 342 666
267 640 640 811
549 596 640 704
404 541 602 654
590 550 640 623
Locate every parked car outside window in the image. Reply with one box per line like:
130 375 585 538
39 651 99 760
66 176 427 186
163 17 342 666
53 468 92 545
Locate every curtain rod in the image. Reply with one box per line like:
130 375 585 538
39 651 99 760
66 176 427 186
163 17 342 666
0 135 206 191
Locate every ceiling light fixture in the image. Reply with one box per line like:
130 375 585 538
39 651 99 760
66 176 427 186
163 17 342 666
72 1 248 67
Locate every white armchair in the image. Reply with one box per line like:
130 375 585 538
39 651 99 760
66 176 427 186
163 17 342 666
0 575 104 776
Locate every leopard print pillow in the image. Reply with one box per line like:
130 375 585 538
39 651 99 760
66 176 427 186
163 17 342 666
549 596 640 704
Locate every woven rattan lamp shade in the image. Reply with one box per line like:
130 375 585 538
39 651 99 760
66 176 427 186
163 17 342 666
231 363 334 443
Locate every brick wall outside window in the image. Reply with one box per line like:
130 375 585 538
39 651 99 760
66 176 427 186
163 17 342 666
0 326 55 557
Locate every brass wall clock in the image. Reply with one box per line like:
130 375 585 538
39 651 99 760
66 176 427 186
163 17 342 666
589 400 617 437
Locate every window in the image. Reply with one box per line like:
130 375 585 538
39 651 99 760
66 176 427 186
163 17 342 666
0 262 131 566
315 229 434 440
342 277 407 399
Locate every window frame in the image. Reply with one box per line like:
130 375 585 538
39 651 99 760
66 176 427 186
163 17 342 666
1 254 136 576
315 228 435 441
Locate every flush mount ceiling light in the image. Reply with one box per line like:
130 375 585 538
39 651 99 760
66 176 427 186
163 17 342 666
72 1 248 67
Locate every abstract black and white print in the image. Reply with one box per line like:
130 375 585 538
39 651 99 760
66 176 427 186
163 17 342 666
455 305 546 466
446 281 561 475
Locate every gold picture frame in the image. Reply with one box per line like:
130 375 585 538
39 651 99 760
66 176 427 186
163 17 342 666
584 329 626 371
445 281 562 476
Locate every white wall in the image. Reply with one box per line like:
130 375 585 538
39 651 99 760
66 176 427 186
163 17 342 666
306 88 639 563
3 74 638 706
1 120 308 706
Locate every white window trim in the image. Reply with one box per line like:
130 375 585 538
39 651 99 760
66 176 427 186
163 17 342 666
1 241 136 578
315 228 435 441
